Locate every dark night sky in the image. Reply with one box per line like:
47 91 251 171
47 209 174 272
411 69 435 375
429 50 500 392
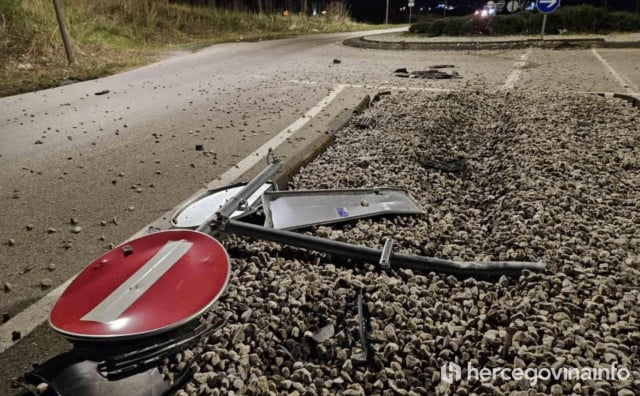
348 1 635 22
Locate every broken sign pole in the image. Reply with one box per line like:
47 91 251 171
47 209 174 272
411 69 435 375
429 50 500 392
197 152 281 235
52 0 74 64
224 220 546 278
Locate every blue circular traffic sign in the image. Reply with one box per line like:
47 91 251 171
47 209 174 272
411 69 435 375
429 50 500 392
536 0 560 14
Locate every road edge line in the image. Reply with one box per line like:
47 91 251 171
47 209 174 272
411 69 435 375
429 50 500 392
591 48 639 93
501 48 532 91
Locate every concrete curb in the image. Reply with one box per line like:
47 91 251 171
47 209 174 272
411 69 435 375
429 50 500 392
275 94 371 188
344 35 640 51
601 92 640 108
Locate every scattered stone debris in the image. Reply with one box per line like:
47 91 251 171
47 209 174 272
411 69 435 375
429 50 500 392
12 330 21 341
94 90 110 96
34 140 43 145
40 278 53 289
195 144 205 151
47 227 57 234
48 263 56 271
7 238 16 246
70 218 79 225
72 226 82 234
333 59 341 64
2 313 10 323
26 224 34 231
3 282 13 292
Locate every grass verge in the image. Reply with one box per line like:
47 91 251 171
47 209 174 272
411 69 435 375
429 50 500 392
0 0 380 97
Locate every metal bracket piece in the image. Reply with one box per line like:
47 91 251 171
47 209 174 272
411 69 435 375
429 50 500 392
379 238 393 269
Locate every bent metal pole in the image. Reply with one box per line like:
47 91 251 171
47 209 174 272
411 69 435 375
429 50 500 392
196 155 281 235
193 156 544 277
224 219 546 278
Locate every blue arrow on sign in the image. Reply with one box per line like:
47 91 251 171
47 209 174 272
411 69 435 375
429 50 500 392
536 0 560 14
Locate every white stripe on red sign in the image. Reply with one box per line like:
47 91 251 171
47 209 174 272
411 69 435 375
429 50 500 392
81 240 193 323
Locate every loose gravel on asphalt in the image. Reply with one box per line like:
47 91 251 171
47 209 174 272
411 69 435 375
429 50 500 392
165 90 639 395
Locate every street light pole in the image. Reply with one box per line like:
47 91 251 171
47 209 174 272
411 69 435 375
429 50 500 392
385 0 389 24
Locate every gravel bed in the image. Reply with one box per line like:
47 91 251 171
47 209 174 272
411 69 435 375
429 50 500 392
169 90 640 396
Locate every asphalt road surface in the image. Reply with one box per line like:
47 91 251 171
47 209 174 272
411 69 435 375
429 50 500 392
0 27 639 394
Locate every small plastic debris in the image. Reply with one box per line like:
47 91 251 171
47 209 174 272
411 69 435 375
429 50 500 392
95 90 110 96
357 116 375 129
195 144 205 151
333 59 342 64
11 330 21 341
123 245 134 257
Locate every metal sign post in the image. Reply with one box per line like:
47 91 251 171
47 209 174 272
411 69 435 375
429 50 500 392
385 0 389 24
408 0 414 23
536 0 561 39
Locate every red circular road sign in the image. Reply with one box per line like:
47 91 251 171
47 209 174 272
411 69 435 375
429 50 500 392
50 230 230 341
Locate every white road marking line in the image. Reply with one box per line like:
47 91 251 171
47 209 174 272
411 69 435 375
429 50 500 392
591 48 639 93
0 84 347 354
501 48 532 91
81 241 193 323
